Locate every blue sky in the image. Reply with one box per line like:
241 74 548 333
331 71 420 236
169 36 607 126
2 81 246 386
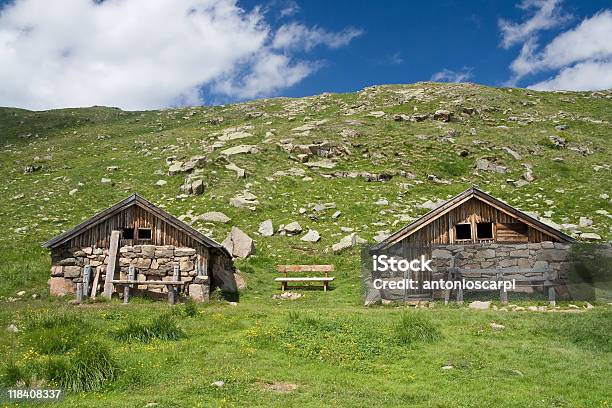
0 0 611 110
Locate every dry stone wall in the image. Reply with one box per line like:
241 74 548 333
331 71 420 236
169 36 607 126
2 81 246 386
49 244 209 301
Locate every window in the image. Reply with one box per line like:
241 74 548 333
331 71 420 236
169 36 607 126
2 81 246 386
122 228 134 239
137 228 152 240
477 222 493 239
455 223 472 240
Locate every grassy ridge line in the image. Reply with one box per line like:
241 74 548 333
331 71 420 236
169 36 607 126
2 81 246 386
0 82 610 301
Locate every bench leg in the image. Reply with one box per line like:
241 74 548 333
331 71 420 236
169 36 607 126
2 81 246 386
281 281 286 292
548 286 556 307
123 284 130 304
324 282 328 292
168 286 177 305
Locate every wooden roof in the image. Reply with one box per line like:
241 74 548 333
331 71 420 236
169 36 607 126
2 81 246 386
372 187 576 250
42 193 230 255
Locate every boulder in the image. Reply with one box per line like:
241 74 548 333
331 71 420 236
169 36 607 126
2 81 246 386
283 222 302 235
225 163 246 178
304 159 336 169
259 219 274 236
198 212 231 224
300 229 321 242
49 277 74 296
63 266 81 278
433 109 452 122
332 233 366 252
468 301 491 310
222 227 255 258
189 284 209 302
234 273 247 290
580 232 601 241
220 145 259 156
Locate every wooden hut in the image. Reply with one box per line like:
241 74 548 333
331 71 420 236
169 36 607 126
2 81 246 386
370 187 576 301
42 194 234 302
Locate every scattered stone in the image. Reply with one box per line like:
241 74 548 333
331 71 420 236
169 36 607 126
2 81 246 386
69 188 78 196
521 163 534 182
272 292 303 300
375 198 389 206
373 231 390 243
332 211 341 219
368 111 385 118
502 147 522 160
225 163 246 178
300 229 321 242
260 382 298 393
283 222 303 235
304 159 336 169
580 232 601 241
441 365 454 370
211 381 225 388
585 302 594 309
578 217 593 228
332 233 366 252
101 178 112 184
259 219 274 236
220 145 259 156
24 164 42 173
548 135 566 148
179 179 204 196
198 212 230 224
433 109 452 122
475 158 507 173
6 324 19 333
490 322 505 331
468 301 490 310
155 179 167 187
222 227 254 258
230 192 259 208
16 290 26 297
218 125 253 141
555 124 568 131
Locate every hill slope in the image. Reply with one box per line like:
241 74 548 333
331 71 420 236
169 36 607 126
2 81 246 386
0 82 611 297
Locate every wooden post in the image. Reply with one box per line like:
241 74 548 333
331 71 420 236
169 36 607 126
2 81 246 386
455 270 463 304
168 264 180 305
103 230 121 299
123 266 135 304
76 283 83 302
90 268 101 299
82 265 91 299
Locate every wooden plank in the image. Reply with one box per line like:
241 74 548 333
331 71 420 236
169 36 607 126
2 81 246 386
76 283 84 302
276 265 334 272
274 277 335 282
82 265 91 299
90 268 101 299
103 230 121 299
112 280 187 285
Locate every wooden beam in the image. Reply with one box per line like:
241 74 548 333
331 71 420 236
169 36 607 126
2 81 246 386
90 268 101 299
276 265 334 272
103 230 121 299
82 265 91 299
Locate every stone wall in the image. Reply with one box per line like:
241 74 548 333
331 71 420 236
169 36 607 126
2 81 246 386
430 242 572 298
49 244 211 301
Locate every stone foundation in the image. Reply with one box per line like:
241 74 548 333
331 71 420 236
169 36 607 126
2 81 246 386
49 244 211 301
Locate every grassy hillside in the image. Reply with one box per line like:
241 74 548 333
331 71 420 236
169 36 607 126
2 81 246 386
0 82 610 407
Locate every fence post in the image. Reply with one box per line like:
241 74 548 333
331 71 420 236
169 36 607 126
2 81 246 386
82 265 91 299
498 271 508 305
76 283 84 302
123 266 135 304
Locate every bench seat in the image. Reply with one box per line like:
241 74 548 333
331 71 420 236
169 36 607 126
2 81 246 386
274 277 334 282
111 280 187 285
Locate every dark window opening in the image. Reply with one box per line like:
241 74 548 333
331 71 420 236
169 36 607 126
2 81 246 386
455 224 472 240
138 228 152 240
477 222 494 239
122 228 134 239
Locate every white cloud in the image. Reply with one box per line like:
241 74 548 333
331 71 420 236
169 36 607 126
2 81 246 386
501 3 612 91
431 68 473 83
511 10 612 77
279 1 300 18
0 0 361 110
498 0 571 49
529 59 612 90
271 23 363 51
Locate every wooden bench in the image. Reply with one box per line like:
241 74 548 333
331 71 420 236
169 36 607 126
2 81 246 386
444 265 558 306
111 265 193 305
275 265 335 292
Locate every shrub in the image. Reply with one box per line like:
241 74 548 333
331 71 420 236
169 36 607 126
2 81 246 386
114 314 185 343
183 299 198 317
394 312 442 346
22 310 87 354
1 341 119 393
44 341 118 392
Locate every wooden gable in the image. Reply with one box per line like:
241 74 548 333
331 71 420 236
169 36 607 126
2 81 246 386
42 194 228 255
374 187 575 250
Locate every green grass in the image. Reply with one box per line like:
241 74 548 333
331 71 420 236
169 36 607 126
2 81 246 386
0 82 610 406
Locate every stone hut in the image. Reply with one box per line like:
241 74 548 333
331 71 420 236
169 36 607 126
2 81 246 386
370 187 577 302
42 194 235 302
